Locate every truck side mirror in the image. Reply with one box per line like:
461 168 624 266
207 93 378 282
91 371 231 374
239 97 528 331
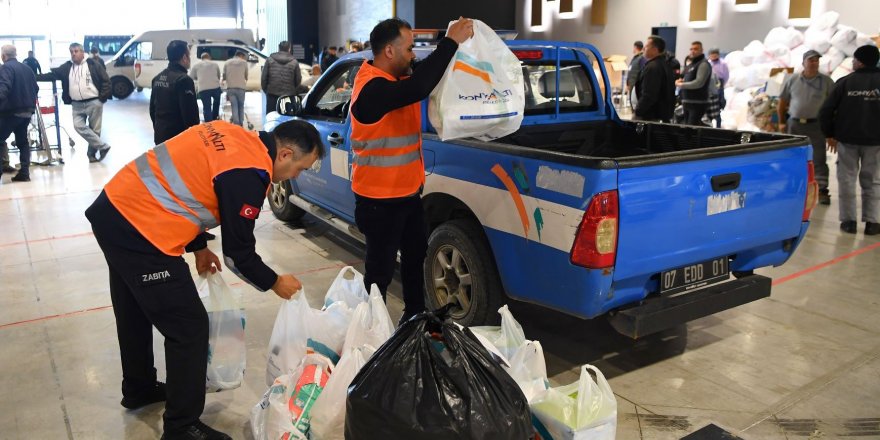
247 54 258 63
277 95 302 116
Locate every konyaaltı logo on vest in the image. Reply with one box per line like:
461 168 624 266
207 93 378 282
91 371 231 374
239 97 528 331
847 88 880 99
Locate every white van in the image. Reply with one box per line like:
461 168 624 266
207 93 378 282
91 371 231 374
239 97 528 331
105 29 256 99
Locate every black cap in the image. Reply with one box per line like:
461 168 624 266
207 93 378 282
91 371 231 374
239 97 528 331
802 49 822 61
853 45 879 67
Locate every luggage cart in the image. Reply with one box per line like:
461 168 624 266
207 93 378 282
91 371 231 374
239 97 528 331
9 77 74 166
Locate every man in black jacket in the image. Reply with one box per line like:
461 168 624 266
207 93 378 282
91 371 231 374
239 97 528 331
819 45 880 236
150 40 200 144
635 36 675 122
676 41 712 126
0 45 39 182
261 41 302 115
51 43 112 163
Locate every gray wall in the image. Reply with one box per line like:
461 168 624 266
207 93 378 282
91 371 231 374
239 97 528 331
516 0 880 62
318 0 393 50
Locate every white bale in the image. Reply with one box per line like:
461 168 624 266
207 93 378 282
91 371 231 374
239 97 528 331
786 27 805 49
819 46 845 75
813 11 840 30
764 27 789 48
766 44 792 67
856 33 876 48
725 50 745 70
831 57 855 81
804 27 834 53
831 25 858 54
741 40 766 66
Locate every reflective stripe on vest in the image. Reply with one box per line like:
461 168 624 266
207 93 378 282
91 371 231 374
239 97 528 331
351 149 421 167
152 143 219 228
351 133 421 152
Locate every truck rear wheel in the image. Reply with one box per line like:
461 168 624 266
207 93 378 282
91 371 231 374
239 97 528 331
111 77 134 99
268 180 306 221
424 219 504 326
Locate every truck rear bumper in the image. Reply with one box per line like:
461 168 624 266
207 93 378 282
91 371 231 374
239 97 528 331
608 274 771 338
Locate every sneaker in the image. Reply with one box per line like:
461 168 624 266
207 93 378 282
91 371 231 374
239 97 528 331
204 232 216 241
120 382 167 410
1 164 16 173
840 221 857 234
818 189 831 205
11 173 30 182
161 420 231 440
866 222 880 236
97 146 111 161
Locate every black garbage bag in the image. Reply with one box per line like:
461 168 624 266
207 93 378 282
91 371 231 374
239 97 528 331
344 307 532 440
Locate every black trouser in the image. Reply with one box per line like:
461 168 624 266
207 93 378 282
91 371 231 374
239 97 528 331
265 93 280 115
198 87 222 122
354 194 427 315
683 103 708 126
788 119 829 191
0 116 31 176
86 194 208 433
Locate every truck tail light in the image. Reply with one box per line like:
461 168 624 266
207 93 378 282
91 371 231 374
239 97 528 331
571 190 619 269
135 63 141 77
512 50 543 60
803 160 818 221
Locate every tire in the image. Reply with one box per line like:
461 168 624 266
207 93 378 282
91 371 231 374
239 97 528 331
111 77 134 100
424 219 504 326
268 180 306 221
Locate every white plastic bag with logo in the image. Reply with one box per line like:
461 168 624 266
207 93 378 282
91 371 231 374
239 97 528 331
429 19 524 141
323 266 369 309
265 290 352 386
531 364 617 440
309 345 376 440
198 272 246 392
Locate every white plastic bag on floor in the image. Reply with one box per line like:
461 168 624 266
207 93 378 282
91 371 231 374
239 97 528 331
198 272 246 392
341 285 394 354
309 345 375 440
470 304 526 360
428 19 524 141
323 266 369 309
265 290 352 386
531 364 617 440
507 340 549 402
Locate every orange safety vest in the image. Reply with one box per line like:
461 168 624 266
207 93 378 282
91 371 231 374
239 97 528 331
349 60 424 198
104 121 273 256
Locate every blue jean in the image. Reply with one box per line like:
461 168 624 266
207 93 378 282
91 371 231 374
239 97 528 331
226 88 246 126
0 115 31 175
198 88 222 122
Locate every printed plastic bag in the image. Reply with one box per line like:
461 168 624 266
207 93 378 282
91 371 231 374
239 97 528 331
251 353 334 440
265 290 351 386
323 266 368 309
341 284 395 354
428 19 525 141
345 307 532 439
198 272 246 392
531 364 617 440
309 345 375 440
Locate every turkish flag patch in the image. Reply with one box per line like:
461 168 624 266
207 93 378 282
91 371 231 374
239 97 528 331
239 203 259 220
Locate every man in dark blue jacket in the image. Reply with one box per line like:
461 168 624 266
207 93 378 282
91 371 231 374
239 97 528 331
0 45 38 182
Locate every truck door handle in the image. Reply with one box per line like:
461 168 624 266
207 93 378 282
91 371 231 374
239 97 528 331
711 173 741 192
327 132 343 146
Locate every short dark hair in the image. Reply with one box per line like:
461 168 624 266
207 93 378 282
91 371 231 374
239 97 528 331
708 47 720 55
633 41 644 50
278 41 291 52
370 17 412 56
691 41 703 47
647 35 666 53
167 40 189 63
273 119 325 159
90 46 99 54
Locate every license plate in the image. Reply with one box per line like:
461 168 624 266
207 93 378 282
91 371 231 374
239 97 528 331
659 256 730 295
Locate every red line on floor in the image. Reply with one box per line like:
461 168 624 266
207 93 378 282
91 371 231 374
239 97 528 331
0 260 364 329
0 188 100 202
0 305 113 330
773 241 880 286
0 231 95 249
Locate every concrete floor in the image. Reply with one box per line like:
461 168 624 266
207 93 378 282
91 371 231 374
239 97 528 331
1 90 878 440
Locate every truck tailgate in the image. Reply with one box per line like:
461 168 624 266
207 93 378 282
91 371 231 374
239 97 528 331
612 146 810 302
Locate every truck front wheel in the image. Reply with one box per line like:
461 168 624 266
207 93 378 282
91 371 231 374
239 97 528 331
111 77 134 99
424 219 504 326
268 180 306 221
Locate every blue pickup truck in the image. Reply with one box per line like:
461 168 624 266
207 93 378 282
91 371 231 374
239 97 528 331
264 40 819 337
